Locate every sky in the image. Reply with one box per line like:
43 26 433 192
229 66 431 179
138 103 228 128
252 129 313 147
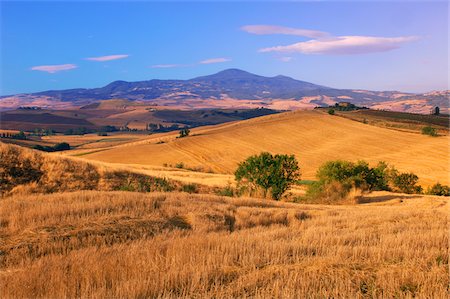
0 1 448 95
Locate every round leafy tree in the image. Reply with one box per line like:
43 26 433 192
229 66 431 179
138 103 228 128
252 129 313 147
235 152 300 200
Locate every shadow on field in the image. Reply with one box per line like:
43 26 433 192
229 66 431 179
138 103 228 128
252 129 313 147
357 194 420 204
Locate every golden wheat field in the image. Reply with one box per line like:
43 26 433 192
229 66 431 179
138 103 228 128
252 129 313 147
79 110 450 187
0 191 448 298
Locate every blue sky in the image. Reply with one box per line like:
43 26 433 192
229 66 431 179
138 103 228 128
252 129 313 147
0 1 448 95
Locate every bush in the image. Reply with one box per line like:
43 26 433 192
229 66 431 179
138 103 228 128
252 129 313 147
179 128 190 138
216 184 235 197
421 126 437 137
328 109 335 115
181 183 198 193
306 160 423 202
426 183 449 196
316 160 391 191
391 172 422 194
305 180 350 203
235 152 300 200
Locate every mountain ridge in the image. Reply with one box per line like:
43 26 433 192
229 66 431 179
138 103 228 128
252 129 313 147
1 69 448 114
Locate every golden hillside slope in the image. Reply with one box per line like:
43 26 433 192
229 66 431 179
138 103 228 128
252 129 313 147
83 110 449 186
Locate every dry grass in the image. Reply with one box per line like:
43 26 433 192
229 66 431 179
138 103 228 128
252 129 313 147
0 143 206 195
0 191 447 298
81 110 450 186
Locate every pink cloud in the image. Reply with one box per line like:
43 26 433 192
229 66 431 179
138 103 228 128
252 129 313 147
85 54 129 61
260 36 419 55
241 25 329 39
199 57 231 64
30 64 77 73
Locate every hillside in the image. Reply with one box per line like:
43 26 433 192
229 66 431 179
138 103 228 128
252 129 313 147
81 110 450 186
0 103 280 132
0 143 208 195
1 190 447 298
1 69 448 113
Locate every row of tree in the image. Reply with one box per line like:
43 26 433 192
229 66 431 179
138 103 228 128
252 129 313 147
0 131 27 140
234 153 449 200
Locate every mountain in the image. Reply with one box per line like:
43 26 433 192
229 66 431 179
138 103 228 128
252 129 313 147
1 69 448 114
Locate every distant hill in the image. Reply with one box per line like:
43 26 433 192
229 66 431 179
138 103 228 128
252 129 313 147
1 69 448 114
82 110 450 187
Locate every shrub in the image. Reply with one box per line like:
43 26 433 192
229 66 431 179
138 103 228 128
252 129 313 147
391 172 422 194
181 183 198 194
235 152 300 200
306 160 421 202
216 184 235 197
421 126 437 137
305 180 350 203
426 183 450 196
179 128 190 138
175 162 184 169
328 109 335 115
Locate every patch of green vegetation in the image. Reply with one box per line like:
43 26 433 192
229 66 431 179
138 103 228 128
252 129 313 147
303 160 427 203
175 162 185 169
215 185 236 197
181 183 199 194
426 183 450 196
421 126 438 137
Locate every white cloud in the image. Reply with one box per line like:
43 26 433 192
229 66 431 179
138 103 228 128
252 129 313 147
241 25 329 39
150 64 182 68
30 64 77 73
243 24 419 56
259 36 419 55
199 57 231 64
85 54 129 61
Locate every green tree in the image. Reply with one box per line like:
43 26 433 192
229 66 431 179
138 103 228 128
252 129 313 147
235 152 300 200
328 109 335 115
392 172 422 194
426 183 449 196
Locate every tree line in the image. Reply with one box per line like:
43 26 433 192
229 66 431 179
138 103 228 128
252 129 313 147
234 152 449 200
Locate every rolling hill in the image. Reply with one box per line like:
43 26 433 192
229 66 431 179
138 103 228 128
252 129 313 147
81 110 449 186
1 69 448 113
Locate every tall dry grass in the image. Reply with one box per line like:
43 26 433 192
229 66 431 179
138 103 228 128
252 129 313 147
0 191 447 298
0 143 209 196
